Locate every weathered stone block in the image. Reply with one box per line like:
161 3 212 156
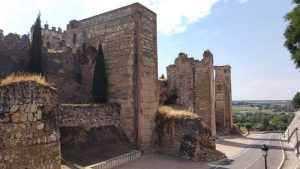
10 111 27 122
9 105 19 113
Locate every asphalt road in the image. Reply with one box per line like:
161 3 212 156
211 133 284 169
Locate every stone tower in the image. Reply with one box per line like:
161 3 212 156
0 81 61 169
167 51 216 136
215 65 233 130
64 3 159 150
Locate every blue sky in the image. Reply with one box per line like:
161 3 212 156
0 0 299 100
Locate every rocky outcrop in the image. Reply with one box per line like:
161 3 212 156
156 106 226 161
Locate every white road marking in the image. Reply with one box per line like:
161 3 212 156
244 134 273 169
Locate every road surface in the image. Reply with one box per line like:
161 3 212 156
211 133 284 169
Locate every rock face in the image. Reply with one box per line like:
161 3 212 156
156 106 226 161
0 81 61 169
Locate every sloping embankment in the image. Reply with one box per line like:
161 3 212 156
285 111 300 147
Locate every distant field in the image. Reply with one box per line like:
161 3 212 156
232 106 259 113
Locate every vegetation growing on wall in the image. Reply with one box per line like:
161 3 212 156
93 43 107 103
0 73 48 87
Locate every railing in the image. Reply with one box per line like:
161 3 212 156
84 150 141 169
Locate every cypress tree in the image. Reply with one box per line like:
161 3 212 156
93 43 107 103
28 13 43 73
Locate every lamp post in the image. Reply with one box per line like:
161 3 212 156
295 127 299 155
261 144 269 169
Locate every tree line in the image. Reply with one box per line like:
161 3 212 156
234 112 294 132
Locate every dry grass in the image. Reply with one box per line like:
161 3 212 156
158 106 198 119
0 73 49 87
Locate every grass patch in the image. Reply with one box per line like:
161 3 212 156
0 73 49 87
158 106 199 119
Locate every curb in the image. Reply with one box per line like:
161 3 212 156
278 136 286 169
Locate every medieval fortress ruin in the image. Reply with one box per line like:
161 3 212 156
0 3 232 169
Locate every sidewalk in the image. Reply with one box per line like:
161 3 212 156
112 134 263 169
281 138 300 169
61 134 264 169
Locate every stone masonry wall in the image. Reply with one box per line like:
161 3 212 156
44 51 80 78
65 3 158 150
57 103 120 129
0 33 30 79
215 65 232 130
156 108 226 161
0 81 61 169
42 25 66 49
167 51 216 136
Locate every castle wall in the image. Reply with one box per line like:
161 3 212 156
65 3 158 150
57 103 120 128
42 25 66 49
167 53 194 110
44 51 80 78
194 51 216 136
215 66 233 130
0 81 61 169
0 33 30 78
166 51 216 136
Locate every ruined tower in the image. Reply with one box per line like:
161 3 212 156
215 65 233 130
167 51 216 136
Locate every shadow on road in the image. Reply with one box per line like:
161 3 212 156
218 139 293 151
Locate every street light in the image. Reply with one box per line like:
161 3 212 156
295 127 299 155
261 144 269 169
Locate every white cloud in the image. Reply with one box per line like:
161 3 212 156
0 0 221 36
82 0 220 35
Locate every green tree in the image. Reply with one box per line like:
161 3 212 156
244 122 253 134
292 92 300 109
28 13 43 73
93 43 107 103
284 0 300 68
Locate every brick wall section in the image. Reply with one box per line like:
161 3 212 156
167 51 216 136
57 103 120 129
65 3 158 149
215 65 233 130
0 81 61 169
